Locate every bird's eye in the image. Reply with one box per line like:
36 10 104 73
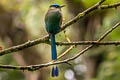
56 6 60 8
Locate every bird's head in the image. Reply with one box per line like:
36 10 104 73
49 4 65 9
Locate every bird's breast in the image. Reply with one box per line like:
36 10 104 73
45 10 62 34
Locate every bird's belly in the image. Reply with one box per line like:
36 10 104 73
45 11 61 34
46 23 60 34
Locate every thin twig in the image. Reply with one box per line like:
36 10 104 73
100 2 120 9
56 41 120 46
57 34 75 60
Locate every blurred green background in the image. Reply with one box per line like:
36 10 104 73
0 0 120 80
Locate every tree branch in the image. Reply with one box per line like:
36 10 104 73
0 20 119 71
0 35 49 56
56 41 120 46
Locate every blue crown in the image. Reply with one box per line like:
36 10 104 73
50 3 60 7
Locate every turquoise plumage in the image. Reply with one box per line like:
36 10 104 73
45 4 64 77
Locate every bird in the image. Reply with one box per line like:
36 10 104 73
45 3 65 77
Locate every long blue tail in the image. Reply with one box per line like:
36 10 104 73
50 34 57 60
50 34 59 77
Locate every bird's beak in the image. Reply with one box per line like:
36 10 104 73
60 5 65 8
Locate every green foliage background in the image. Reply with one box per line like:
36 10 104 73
0 0 120 80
